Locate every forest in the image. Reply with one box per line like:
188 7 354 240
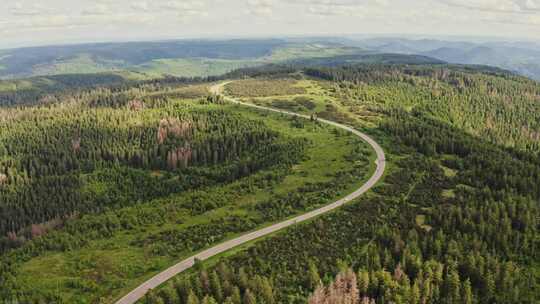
0 73 373 302
141 65 539 304
0 63 539 303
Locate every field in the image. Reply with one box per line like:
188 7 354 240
31 54 126 76
225 78 375 128
132 58 260 78
265 44 361 61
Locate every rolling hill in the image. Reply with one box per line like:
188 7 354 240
349 37 540 80
0 39 366 80
3 37 538 81
0 62 538 303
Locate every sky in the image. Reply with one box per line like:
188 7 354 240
1 0 539 48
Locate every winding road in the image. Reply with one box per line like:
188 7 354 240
115 82 386 304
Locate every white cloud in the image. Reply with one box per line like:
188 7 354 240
484 11 540 24
1 0 540 48
131 1 150 11
1 12 158 34
287 0 386 17
162 1 204 10
440 0 540 13
246 0 274 16
307 4 363 16
159 0 210 20
8 2 50 16
81 4 111 16
514 0 540 11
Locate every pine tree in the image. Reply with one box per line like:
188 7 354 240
159 286 178 304
145 290 162 304
210 270 223 302
201 295 218 304
217 262 233 283
463 279 473 304
243 289 257 304
446 268 461 304
231 286 242 304
308 261 321 290
237 267 249 290
187 290 200 304
200 270 211 294
357 269 370 296
410 280 420 304
223 297 235 304
173 279 192 303
484 271 496 302
259 276 275 304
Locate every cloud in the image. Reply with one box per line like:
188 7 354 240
160 0 209 19
246 0 274 16
287 0 386 17
514 0 540 11
1 12 157 34
8 2 49 16
439 0 540 14
131 1 150 11
81 4 111 16
162 1 204 10
483 11 540 24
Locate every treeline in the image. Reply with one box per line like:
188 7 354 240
305 65 540 153
0 100 308 246
144 262 275 304
304 64 518 85
0 73 223 107
222 64 299 80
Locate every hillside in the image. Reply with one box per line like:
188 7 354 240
4 37 537 82
0 75 376 303
0 40 366 80
139 65 540 304
349 37 540 81
0 63 539 304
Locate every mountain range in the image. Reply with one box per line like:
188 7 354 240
346 37 540 80
1 37 539 81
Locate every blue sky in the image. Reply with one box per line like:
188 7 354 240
1 0 539 48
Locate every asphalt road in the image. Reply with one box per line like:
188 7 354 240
115 82 386 304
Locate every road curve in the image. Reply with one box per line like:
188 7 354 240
115 82 386 304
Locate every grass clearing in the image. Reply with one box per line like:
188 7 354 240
133 58 260 78
12 97 375 303
442 189 456 198
440 164 458 177
415 214 432 232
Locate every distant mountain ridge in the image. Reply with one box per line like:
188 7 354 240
0 39 289 79
0 39 445 80
0 37 538 81
348 37 540 80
